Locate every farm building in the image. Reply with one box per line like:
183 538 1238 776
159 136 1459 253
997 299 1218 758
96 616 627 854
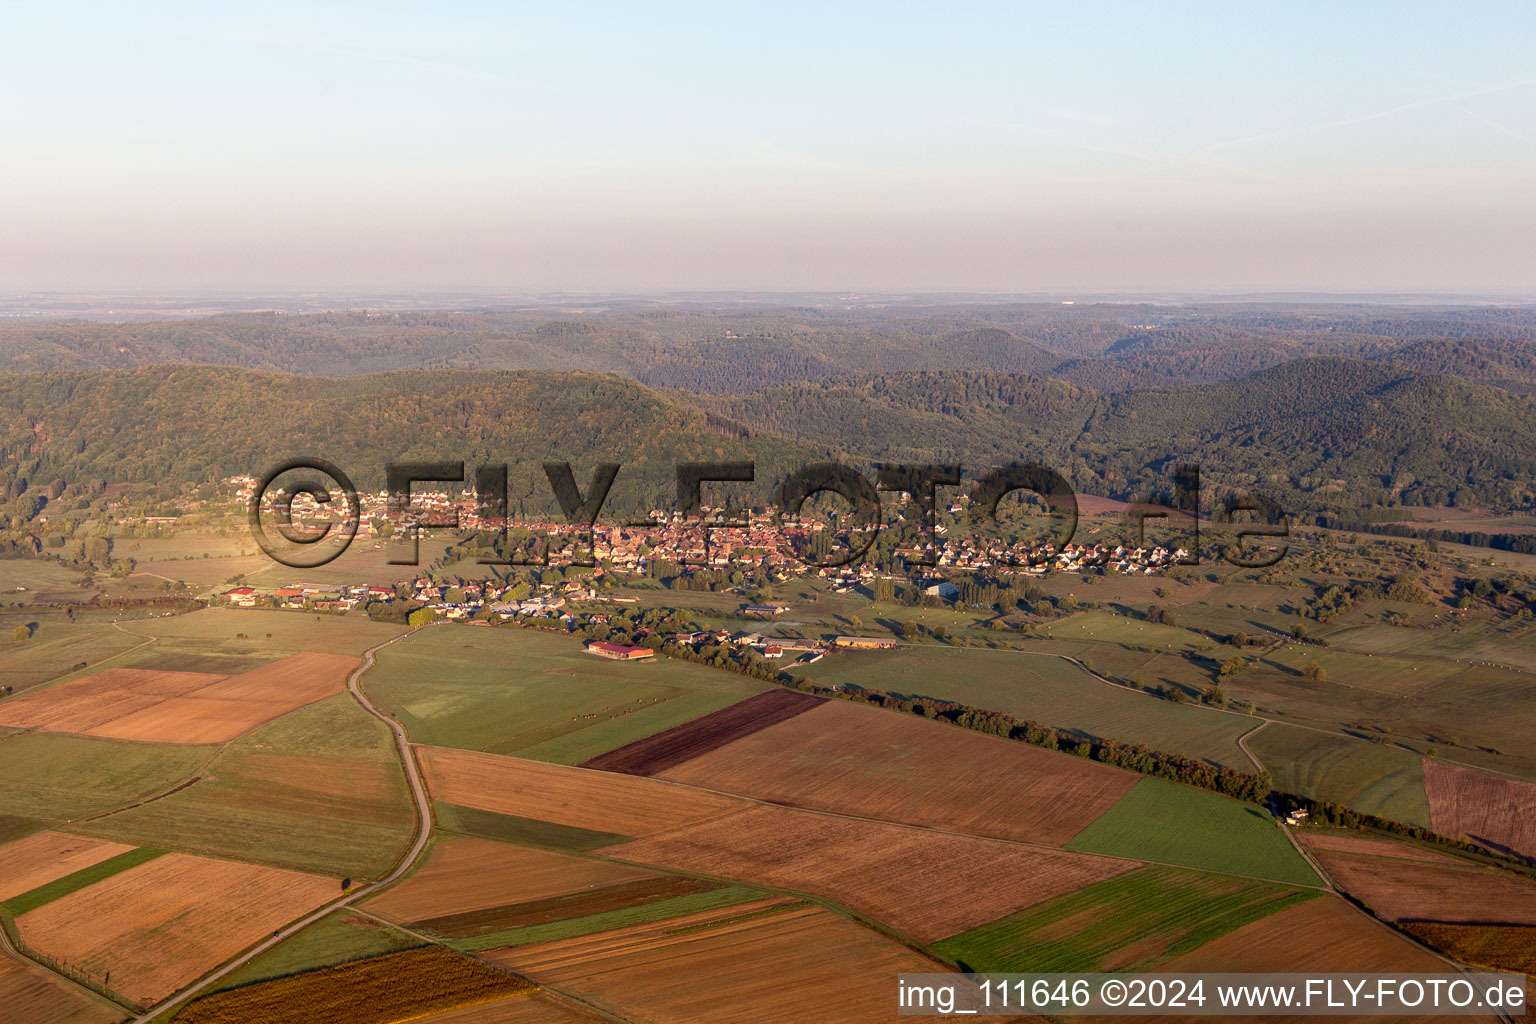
584 641 655 662
834 636 899 649
742 604 787 617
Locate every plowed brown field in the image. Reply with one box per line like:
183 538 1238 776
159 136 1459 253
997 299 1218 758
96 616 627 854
0 831 137 902
1423 759 1536 862
1296 831 1464 865
173 946 531 1024
0 652 358 744
578 689 823 775
606 803 1140 942
16 851 337 1005
365 838 658 924
0 955 124 1024
652 700 1137 846
1401 921 1536 974
416 746 748 836
1310 849 1536 925
1077 896 1501 1024
486 899 977 1024
413 877 724 938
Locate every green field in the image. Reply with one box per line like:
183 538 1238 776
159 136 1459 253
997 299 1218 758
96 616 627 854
1246 724 1430 826
1043 610 1210 653
1254 643 1464 696
75 695 415 879
934 865 1318 971
1066 778 1321 886
0 732 211 821
451 884 769 953
433 802 626 852
211 909 427 992
1325 619 1536 674
365 626 768 763
795 645 1255 768
0 814 43 845
0 612 148 691
126 607 407 658
3 846 166 917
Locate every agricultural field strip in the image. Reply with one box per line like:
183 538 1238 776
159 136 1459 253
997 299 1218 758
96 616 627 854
126 628 434 1024
563 753 1335 893
83 623 1443 1020
897 641 1369 767
0 832 138 904
906 637 1534 788
0 652 359 746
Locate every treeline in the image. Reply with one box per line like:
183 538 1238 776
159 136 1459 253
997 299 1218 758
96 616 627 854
1320 516 1536 556
1280 793 1534 867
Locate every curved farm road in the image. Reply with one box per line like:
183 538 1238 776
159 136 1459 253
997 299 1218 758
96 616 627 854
130 626 433 1023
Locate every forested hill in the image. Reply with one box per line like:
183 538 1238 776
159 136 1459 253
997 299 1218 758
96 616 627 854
2 358 1533 518
0 367 822 512
707 360 1536 511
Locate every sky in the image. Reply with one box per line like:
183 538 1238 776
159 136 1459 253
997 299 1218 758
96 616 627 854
2 1 1534 294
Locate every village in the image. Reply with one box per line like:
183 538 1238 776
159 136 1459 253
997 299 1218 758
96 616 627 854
231 474 1193 582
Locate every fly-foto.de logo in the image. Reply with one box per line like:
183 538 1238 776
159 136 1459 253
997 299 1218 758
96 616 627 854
247 458 1288 570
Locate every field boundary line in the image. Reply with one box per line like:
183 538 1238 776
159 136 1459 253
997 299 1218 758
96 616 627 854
129 624 441 1023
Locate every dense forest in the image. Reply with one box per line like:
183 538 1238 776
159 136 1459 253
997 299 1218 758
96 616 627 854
2 350 1533 522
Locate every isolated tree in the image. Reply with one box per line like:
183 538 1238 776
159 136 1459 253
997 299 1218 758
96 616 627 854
1304 660 1326 683
12 624 29 644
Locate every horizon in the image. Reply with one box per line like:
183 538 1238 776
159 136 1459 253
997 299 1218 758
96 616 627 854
3 1 1534 293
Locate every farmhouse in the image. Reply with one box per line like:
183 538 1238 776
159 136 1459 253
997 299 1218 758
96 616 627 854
584 641 655 662
834 636 899 649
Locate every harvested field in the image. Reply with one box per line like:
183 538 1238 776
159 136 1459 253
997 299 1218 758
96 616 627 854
16 851 337 1005
417 877 725 939
366 838 658 924
1309 850 1536 925
1159 893 1450 971
935 865 1317 972
417 746 748 836
174 946 531 1024
486 899 956 1024
75 695 416 880
0 954 124 1024
0 831 137 903
1296 830 1464 865
1423 759 1536 862
652 699 1138 846
1071 897 1494 1024
1400 921 1536 974
0 652 359 744
578 689 823 775
606 803 1140 943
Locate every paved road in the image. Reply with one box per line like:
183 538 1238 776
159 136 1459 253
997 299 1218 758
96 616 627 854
131 627 432 1023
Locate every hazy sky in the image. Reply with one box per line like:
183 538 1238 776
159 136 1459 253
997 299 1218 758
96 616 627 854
3 1 1534 293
